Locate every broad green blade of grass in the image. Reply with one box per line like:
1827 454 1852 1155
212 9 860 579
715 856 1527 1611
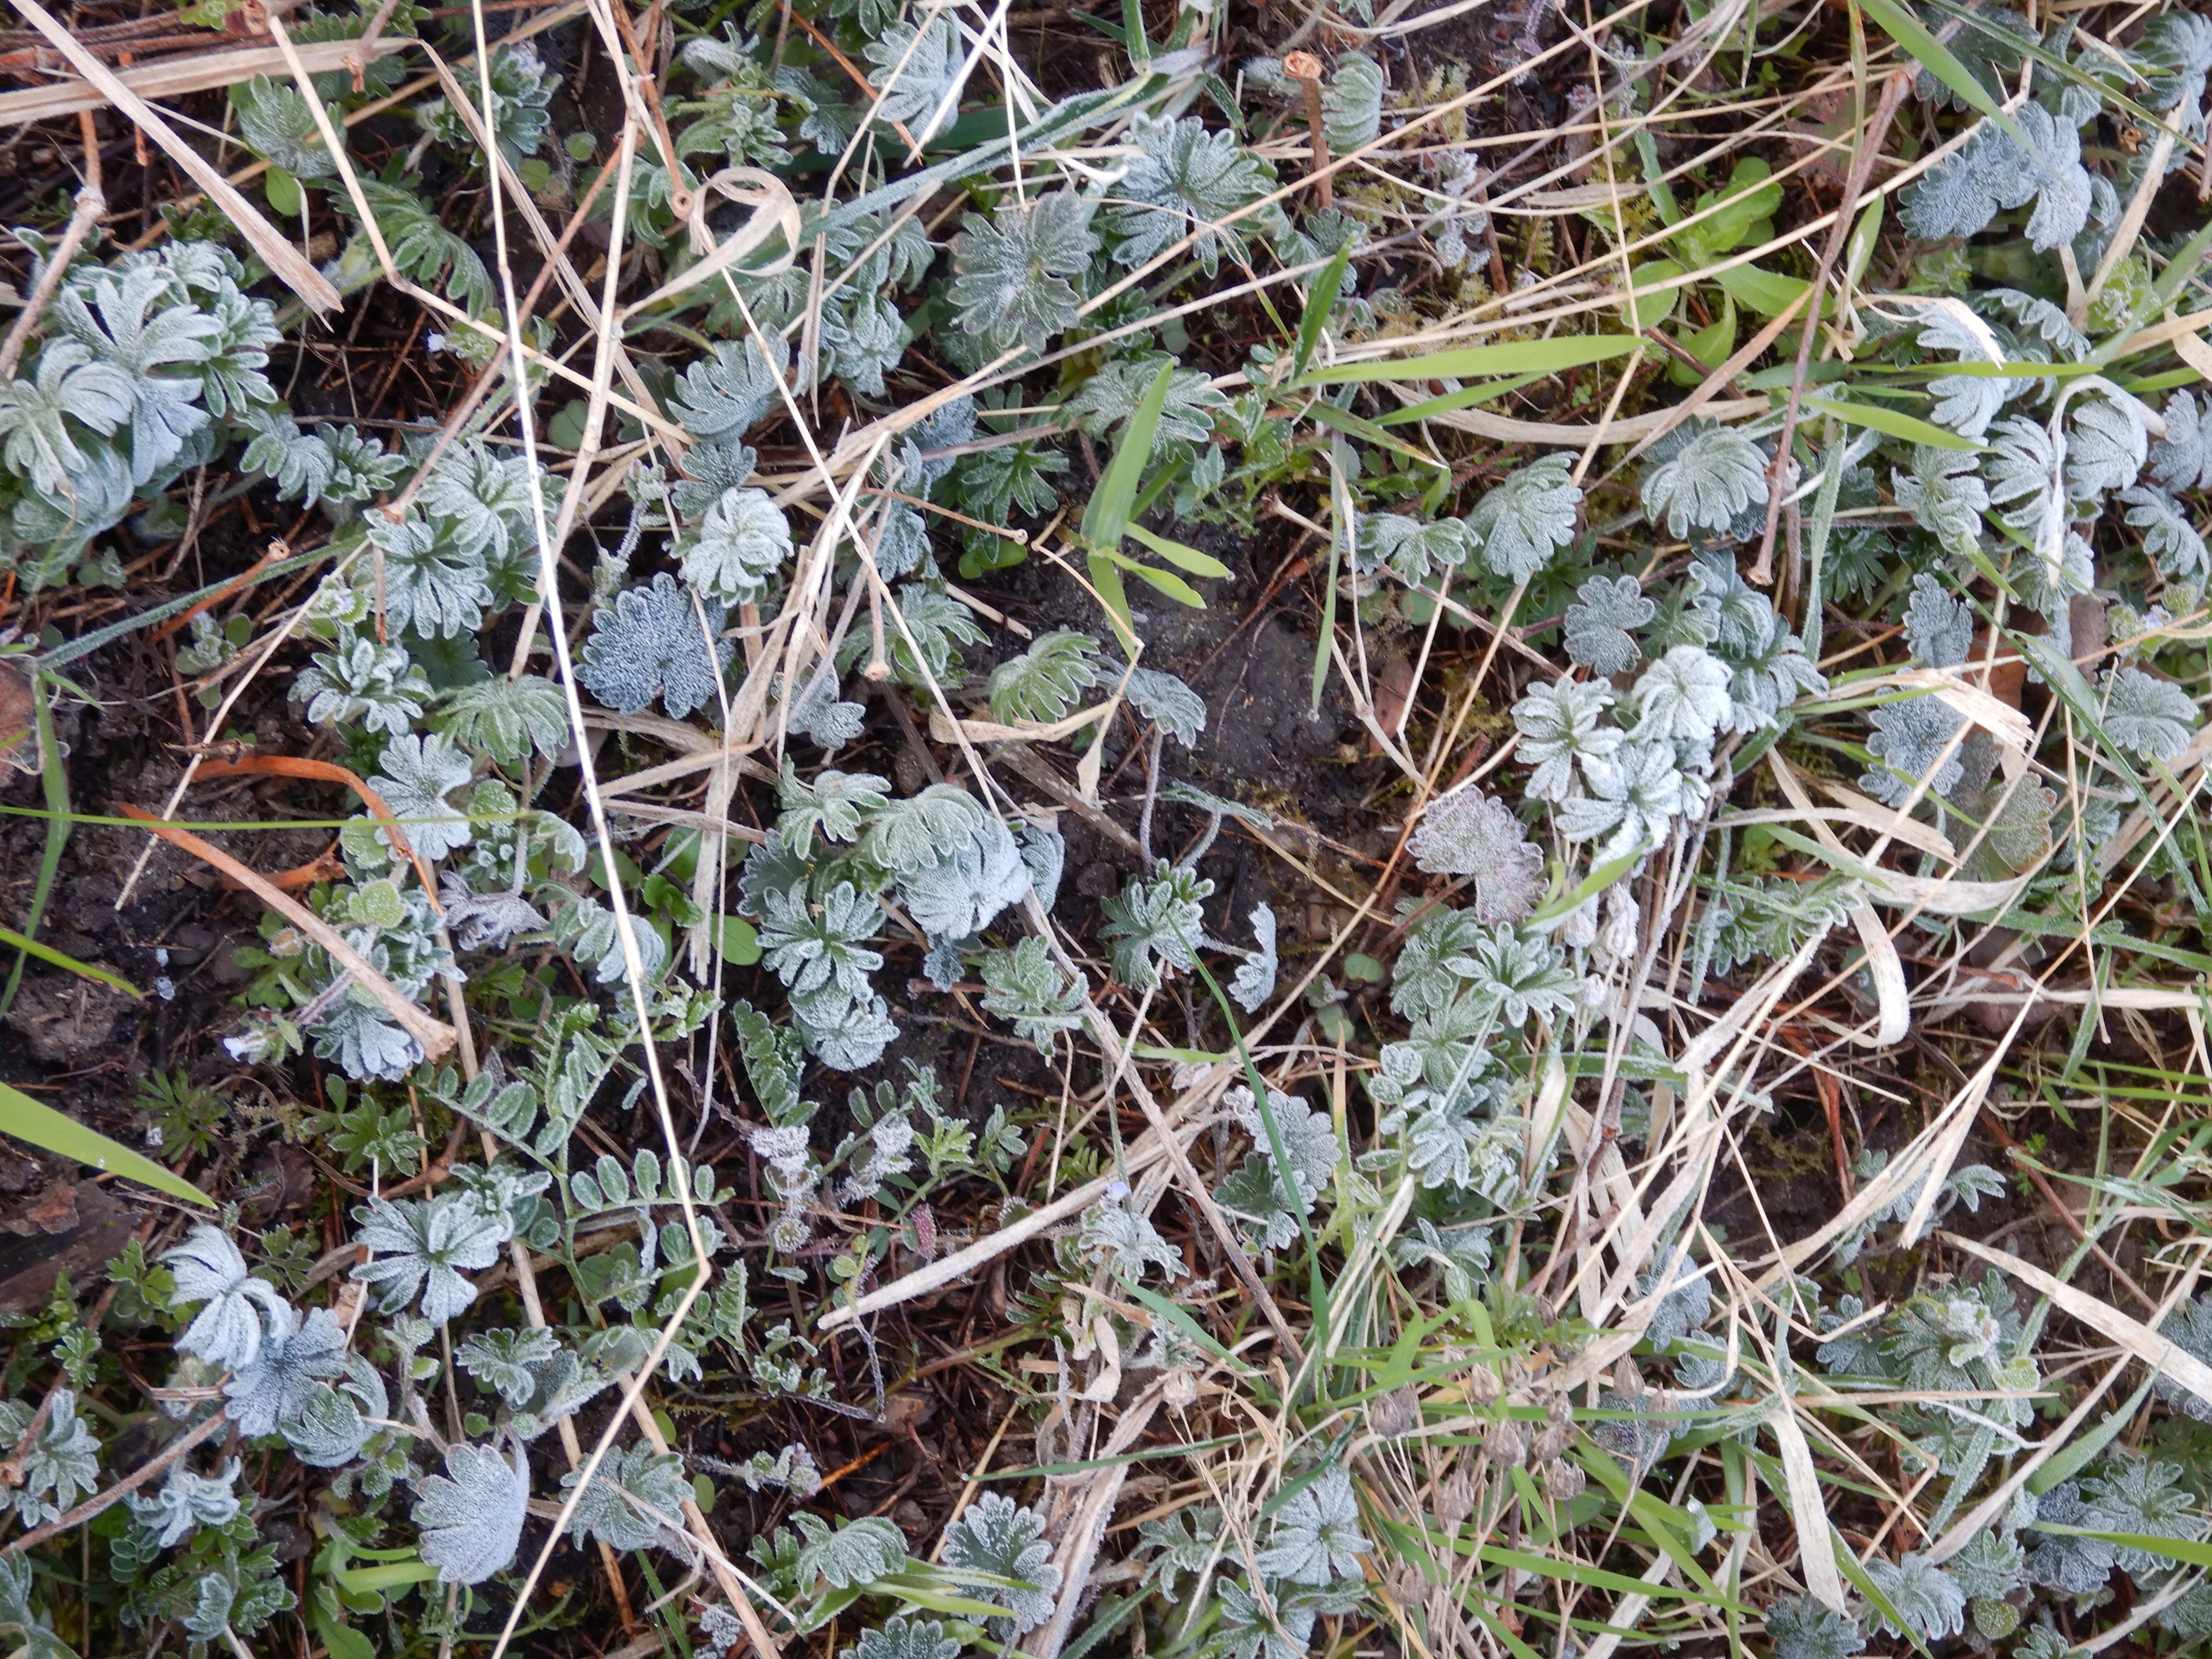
1294 334 1643 387
1476 1545 1749 1611
1121 523 1231 578
1803 392 1981 451
1377 372 1550 425
1311 455 1349 712
1080 360 1172 550
0 925 142 998
1854 0 2031 151
0 1080 213 1207
1299 396 1450 471
1293 239 1352 377
2027 1375 2158 1493
1086 552 1139 654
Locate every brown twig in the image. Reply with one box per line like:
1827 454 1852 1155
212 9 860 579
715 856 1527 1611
0 112 104 382
1 1408 227 1557
1283 53 1332 209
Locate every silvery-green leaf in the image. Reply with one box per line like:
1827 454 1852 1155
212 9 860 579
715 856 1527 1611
413 1441 529 1585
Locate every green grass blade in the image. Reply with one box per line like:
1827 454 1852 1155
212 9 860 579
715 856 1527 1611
1312 457 1349 712
1803 392 1982 451
1854 0 2031 151
1086 552 1140 654
0 925 142 999
1293 335 1642 387
1121 523 1231 578
1080 361 1173 550
1294 239 1353 377
1377 373 1549 425
0 1079 213 1207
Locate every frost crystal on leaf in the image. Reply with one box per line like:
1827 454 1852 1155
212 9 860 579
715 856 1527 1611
165 1225 289 1372
351 1191 508 1323
127 1458 242 1549
1862 689 1964 806
943 1492 1063 1632
1902 105 2089 252
1125 666 1207 745
980 936 1089 1050
949 192 1096 356
2065 394 2147 501
899 817 1032 943
370 732 477 861
1229 902 1279 1012
679 486 793 606
1892 445 1989 557
1108 115 1273 275
2147 391 2212 493
577 572 733 721
1640 422 1767 538
987 630 1104 724
1081 1200 1186 1285
561 1442 689 1551
1765 1595 1865 1659
672 334 790 442
413 1440 529 1585
1563 573 1654 674
796 1513 909 1589
2121 487 2208 580
1863 1552 1967 1642
1464 453 1580 581
1903 574 1974 668
2101 667 2199 762
1514 676 1623 803
1631 646 1733 745
1101 863 1213 989
1259 1466 1372 1585
841 1617 963 1659
1409 789 1544 925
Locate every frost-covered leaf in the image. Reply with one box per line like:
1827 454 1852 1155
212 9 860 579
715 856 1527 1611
1862 687 1964 806
1915 305 2008 439
223 1304 351 1438
1765 1595 1865 1659
1126 666 1206 745
2101 666 2198 761
1358 513 1470 585
1563 573 1654 674
1631 645 1732 745
1903 574 1974 668
366 515 494 639
1901 104 2089 252
1864 1553 1966 1642
987 629 1105 723
862 782 990 872
2065 394 2146 500
898 816 1031 942
1465 453 1580 581
1514 676 1623 803
2121 486 2208 580
2148 391 2212 493
457 1327 560 1407
1108 114 1274 275
797 1513 909 1589
1892 445 1989 557
777 762 890 848
943 1492 1063 1632
231 74 338 177
351 1190 508 1323
1558 740 1698 862
1983 288 2089 361
980 935 1088 1050
1641 423 1767 538
1409 789 1544 925
560 1442 689 1551
0 1390 97 1528
1229 902 1278 1012
679 485 793 606
369 732 477 861
577 572 733 721
860 15 957 127
1067 357 1226 452
758 879 884 1002
1258 1466 1371 1586
127 1458 241 1549
672 333 789 442
1322 53 1384 150
435 675 570 766
413 1441 529 1585
949 192 1095 356
294 631 433 737
1101 862 1213 989
165 1225 289 1372
841 1617 963 1659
